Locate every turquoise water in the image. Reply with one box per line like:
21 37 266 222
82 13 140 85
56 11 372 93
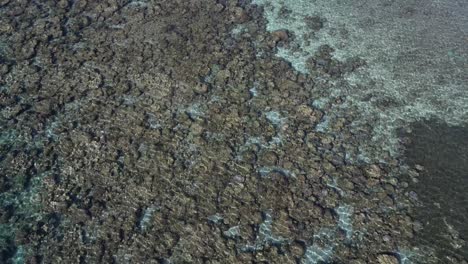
253 0 468 161
1 0 467 263
252 2 468 260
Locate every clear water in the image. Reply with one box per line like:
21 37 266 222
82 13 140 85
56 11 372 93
1 0 467 263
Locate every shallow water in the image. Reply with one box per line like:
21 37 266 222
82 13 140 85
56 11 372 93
0 0 467 263
254 0 468 161
401 120 468 262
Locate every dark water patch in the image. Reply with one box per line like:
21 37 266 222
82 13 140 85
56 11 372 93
400 119 468 262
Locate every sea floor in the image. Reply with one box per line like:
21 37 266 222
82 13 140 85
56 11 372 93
0 1 467 263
